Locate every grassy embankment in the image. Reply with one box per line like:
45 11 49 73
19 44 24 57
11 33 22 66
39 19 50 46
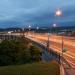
0 61 60 75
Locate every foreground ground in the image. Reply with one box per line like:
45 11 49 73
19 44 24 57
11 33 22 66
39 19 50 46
0 61 59 75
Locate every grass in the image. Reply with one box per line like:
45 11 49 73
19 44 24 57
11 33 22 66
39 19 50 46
0 61 60 75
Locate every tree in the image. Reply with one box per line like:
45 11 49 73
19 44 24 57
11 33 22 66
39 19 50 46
30 45 42 62
0 39 31 65
0 38 42 66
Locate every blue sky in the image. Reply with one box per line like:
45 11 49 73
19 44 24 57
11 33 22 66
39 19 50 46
0 0 75 28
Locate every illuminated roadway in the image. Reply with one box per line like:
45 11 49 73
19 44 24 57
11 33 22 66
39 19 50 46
27 32 75 74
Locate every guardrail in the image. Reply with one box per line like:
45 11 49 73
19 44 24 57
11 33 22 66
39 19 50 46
0 34 20 40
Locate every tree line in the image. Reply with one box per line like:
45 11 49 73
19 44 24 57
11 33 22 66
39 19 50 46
0 37 42 66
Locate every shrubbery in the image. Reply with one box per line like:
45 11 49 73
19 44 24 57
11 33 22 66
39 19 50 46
0 37 42 66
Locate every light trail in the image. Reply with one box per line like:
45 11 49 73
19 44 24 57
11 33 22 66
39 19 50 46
27 33 75 68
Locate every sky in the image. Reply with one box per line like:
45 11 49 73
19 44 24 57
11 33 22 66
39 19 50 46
0 0 75 28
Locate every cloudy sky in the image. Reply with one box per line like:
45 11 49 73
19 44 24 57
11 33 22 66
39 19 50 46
0 0 75 28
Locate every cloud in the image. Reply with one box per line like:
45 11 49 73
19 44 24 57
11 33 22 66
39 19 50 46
0 0 75 28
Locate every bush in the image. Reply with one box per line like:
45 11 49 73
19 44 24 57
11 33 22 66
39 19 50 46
0 38 42 66
30 45 42 62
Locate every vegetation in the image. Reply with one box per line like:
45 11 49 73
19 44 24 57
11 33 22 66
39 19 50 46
0 37 60 75
0 61 60 75
0 37 42 66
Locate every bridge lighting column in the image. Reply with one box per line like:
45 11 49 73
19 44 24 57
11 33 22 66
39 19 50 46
28 25 31 36
55 8 64 62
47 33 50 50
28 25 31 31
53 23 57 33
22 28 25 37
47 24 57 51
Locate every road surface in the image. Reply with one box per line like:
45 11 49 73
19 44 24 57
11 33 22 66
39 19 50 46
27 32 75 75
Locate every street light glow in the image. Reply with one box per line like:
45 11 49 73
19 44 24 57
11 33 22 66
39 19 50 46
53 23 57 27
29 25 31 28
36 27 39 30
55 9 62 16
28 25 31 30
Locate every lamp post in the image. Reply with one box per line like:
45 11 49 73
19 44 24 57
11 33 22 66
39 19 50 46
53 23 57 34
47 33 50 50
28 25 31 36
28 25 31 31
22 28 25 37
55 8 65 62
47 24 57 51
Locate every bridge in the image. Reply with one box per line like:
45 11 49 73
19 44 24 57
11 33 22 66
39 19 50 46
26 32 75 75
0 34 20 40
0 32 75 75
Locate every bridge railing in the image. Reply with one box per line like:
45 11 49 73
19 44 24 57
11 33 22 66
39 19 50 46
0 34 20 40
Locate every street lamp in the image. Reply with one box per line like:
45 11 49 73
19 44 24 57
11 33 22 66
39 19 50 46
53 23 57 27
47 23 57 51
55 8 66 63
36 27 39 30
47 33 50 50
53 23 58 34
28 25 31 30
47 9 61 51
55 9 62 16
22 28 25 37
28 25 31 36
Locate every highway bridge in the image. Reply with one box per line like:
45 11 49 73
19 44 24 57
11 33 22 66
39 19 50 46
0 32 75 75
0 34 20 40
26 32 75 75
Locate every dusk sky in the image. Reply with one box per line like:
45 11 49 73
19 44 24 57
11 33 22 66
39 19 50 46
0 0 75 28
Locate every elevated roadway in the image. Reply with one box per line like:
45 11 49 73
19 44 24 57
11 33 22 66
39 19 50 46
27 32 75 75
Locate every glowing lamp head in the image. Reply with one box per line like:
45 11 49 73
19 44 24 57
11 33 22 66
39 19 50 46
36 27 39 30
29 25 31 28
55 9 62 16
53 24 57 27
